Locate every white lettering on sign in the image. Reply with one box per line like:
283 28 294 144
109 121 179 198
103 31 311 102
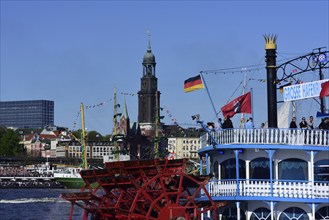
283 79 329 102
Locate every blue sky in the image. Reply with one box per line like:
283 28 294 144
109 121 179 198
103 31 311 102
1 0 328 135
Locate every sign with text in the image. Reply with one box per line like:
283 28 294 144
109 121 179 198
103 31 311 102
283 79 329 102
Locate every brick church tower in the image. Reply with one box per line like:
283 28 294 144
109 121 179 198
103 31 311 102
137 33 161 138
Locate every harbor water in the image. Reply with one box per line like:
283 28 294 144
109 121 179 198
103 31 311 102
0 188 84 220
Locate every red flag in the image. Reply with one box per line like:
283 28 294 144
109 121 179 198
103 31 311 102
319 81 329 98
221 92 252 118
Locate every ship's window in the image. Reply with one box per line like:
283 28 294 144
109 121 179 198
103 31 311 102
220 159 246 179
279 207 308 220
278 158 308 180
315 206 329 219
314 159 329 181
250 157 271 179
250 207 271 220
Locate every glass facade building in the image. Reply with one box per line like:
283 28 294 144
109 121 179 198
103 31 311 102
0 100 54 129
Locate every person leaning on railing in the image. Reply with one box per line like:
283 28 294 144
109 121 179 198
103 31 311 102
318 117 329 130
299 117 308 144
289 117 297 129
299 117 308 129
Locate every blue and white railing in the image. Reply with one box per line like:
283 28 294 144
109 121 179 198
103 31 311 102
207 179 329 200
201 128 329 147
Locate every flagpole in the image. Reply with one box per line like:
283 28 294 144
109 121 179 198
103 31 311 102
251 88 255 127
241 69 247 128
200 72 219 121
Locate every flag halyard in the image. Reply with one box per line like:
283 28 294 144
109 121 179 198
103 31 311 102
184 75 204 92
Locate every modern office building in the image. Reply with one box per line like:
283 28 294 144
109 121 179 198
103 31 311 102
0 100 54 129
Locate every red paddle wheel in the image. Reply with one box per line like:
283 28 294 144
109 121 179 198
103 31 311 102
62 159 222 220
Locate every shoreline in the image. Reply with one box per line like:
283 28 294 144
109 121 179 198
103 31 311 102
0 180 64 189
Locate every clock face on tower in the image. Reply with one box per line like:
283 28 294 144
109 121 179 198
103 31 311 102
142 82 147 90
152 81 157 90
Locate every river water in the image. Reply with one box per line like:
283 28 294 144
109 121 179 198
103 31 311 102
0 188 84 220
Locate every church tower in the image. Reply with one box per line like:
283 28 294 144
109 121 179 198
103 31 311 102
137 32 161 137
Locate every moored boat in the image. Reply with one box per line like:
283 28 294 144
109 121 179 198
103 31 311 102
53 167 85 189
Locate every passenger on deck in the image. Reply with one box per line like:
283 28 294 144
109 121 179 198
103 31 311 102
222 116 233 129
215 118 223 130
289 117 297 128
239 118 245 128
245 117 254 129
319 118 329 130
299 117 308 129
261 122 266 129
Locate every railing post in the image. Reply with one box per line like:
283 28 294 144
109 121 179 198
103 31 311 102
234 150 240 196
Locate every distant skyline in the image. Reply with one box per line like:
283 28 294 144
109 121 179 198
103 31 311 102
1 1 328 135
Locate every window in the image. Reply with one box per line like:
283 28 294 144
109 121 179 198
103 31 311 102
250 158 271 179
279 207 308 220
221 159 246 179
314 159 329 181
278 158 308 180
315 206 329 219
250 207 271 220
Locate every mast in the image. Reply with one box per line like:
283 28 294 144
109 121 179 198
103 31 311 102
113 86 118 160
155 91 159 158
113 86 121 161
80 103 88 170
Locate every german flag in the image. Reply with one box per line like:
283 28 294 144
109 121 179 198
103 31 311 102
184 75 204 93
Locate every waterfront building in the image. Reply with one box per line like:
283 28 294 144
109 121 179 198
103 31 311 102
19 126 70 158
0 100 54 129
62 140 130 161
167 137 200 159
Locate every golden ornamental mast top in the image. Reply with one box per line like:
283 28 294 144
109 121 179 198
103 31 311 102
264 34 277 50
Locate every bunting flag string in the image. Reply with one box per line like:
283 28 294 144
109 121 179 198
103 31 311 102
85 92 135 110
249 76 303 85
72 111 80 131
163 106 185 135
121 92 135 96
85 98 113 109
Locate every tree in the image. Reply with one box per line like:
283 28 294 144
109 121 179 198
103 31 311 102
87 130 102 141
71 129 82 141
0 128 21 156
102 134 112 141
70 129 103 141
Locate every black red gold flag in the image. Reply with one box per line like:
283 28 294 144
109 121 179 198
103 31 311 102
184 75 204 93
